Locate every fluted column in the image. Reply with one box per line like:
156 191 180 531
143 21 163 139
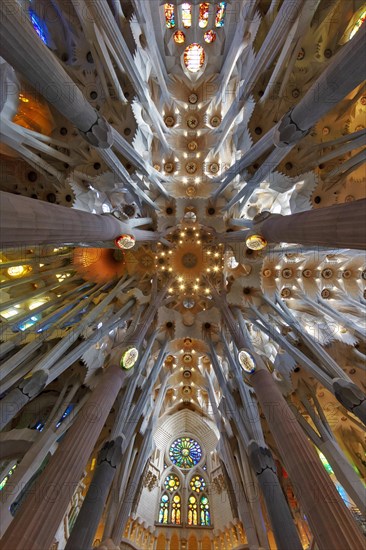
0 365 126 550
250 368 364 550
65 339 167 548
0 191 143 247
65 438 123 550
0 1 97 133
211 339 301 550
253 199 366 250
248 442 302 550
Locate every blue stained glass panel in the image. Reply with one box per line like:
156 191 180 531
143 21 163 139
169 437 202 469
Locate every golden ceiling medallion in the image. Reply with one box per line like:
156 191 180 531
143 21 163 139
187 140 198 151
186 161 197 174
186 186 197 197
209 162 219 174
210 115 221 127
164 115 175 127
187 115 199 129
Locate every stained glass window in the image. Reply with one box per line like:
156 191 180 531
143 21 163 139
173 30 186 44
182 3 192 28
200 495 211 526
190 475 206 493
16 314 41 332
199 3 210 28
349 10 366 39
318 452 334 475
171 493 181 524
158 493 169 524
29 9 48 44
164 474 180 492
215 2 227 27
0 464 17 491
183 44 205 73
169 437 202 468
188 494 198 525
165 4 175 29
204 30 216 43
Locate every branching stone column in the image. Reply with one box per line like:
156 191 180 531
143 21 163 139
252 199 366 250
0 365 126 550
0 191 149 247
65 339 167 549
210 337 302 550
216 23 366 207
250 367 364 550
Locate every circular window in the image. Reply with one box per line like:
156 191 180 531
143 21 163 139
169 437 202 469
190 475 206 493
164 474 180 492
321 268 333 279
184 44 205 73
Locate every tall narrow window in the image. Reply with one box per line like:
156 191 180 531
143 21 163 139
28 9 48 44
199 3 210 28
188 494 198 525
171 494 181 524
182 3 192 28
200 495 211 525
215 2 227 27
158 493 169 524
165 4 176 28
349 10 366 39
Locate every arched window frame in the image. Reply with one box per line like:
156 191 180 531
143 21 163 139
187 469 212 526
157 467 183 525
199 492 211 526
187 492 199 526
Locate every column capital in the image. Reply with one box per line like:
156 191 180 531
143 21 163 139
332 378 366 421
18 370 49 399
97 437 123 468
248 441 276 476
79 115 113 149
274 109 308 147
